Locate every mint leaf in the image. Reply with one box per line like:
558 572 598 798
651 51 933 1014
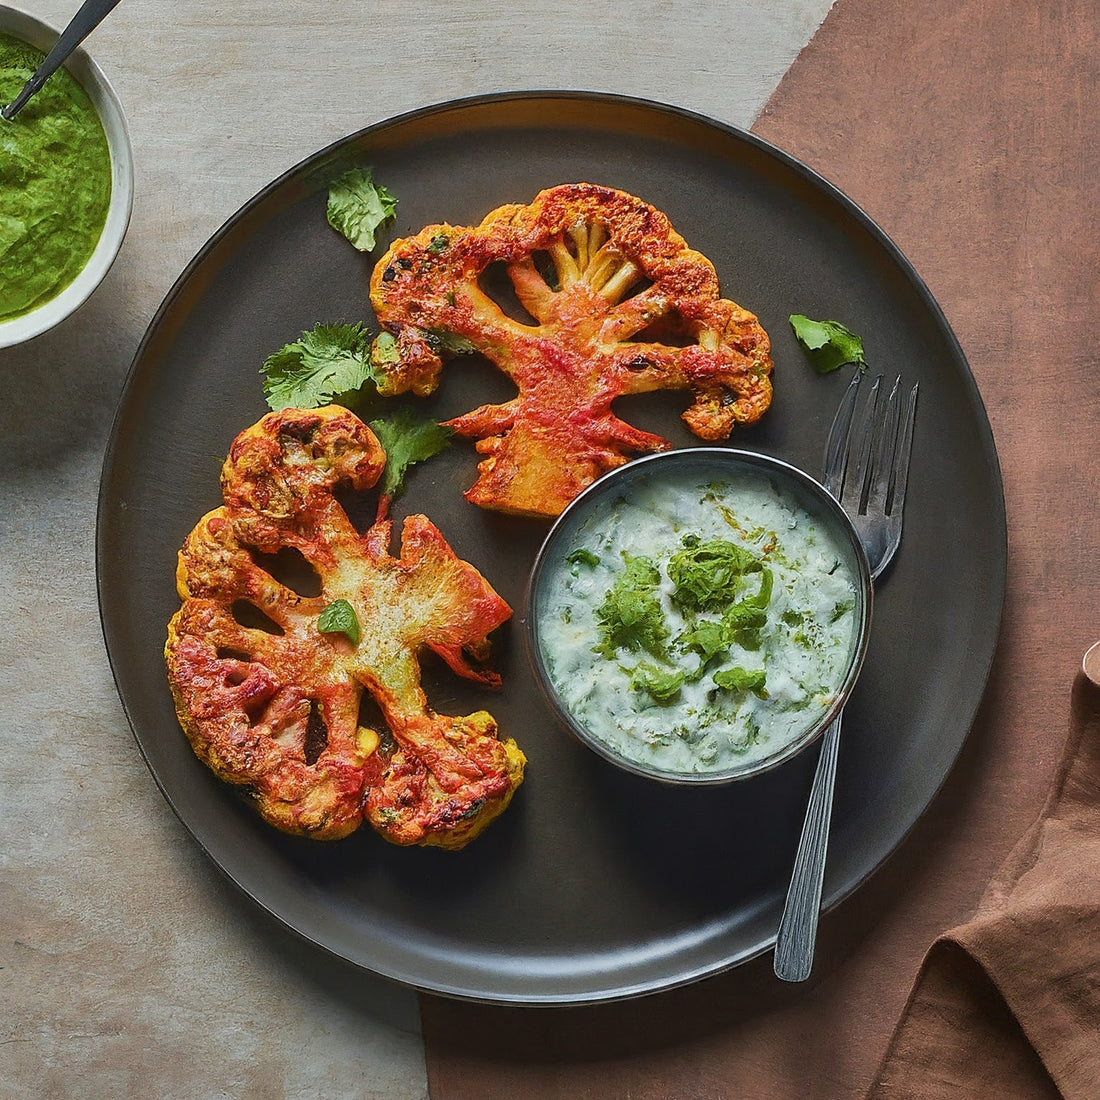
567 548 601 572
261 322 377 411
679 619 730 663
629 662 686 703
745 566 774 609
723 600 769 650
317 599 361 646
594 555 668 660
327 168 398 252
713 666 768 697
789 314 866 374
667 537 761 611
368 407 453 499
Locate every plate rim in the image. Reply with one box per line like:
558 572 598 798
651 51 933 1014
96 89 1007 1005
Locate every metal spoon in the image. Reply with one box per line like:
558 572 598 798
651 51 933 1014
2 0 122 120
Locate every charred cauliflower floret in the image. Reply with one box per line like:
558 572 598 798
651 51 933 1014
165 404 524 849
369 182 773 518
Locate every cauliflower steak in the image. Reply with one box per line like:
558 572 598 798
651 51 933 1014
369 182 773 517
165 405 525 849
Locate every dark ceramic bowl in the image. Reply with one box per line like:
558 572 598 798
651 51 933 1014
525 447 873 784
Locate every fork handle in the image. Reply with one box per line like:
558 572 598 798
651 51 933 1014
773 713 842 981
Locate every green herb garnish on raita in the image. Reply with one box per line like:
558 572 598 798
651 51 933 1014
629 662 687 704
667 537 762 611
712 665 768 697
594 555 668 660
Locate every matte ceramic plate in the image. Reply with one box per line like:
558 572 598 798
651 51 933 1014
97 92 1006 1005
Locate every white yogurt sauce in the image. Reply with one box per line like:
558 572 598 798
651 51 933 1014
534 466 861 776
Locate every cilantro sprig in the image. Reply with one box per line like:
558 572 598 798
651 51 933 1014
260 322 378 411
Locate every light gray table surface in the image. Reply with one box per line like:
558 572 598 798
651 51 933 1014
2 3 834 1094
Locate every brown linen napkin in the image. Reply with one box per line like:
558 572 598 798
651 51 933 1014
868 648 1100 1099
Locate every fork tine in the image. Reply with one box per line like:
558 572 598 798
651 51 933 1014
888 381 919 516
849 374 884 512
865 376 903 517
822 369 862 496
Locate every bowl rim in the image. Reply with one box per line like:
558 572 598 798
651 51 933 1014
0 3 134 349
524 447 874 785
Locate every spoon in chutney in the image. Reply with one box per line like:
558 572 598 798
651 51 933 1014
2 0 122 120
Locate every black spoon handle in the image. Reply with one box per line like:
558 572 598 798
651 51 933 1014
2 0 123 120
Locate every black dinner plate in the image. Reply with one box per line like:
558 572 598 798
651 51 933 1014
97 91 1006 1005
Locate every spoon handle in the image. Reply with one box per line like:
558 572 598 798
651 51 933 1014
2 0 123 119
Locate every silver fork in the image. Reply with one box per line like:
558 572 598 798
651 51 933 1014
773 370 918 983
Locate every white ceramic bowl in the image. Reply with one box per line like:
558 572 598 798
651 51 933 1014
0 4 133 349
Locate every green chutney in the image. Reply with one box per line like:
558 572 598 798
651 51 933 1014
0 32 112 322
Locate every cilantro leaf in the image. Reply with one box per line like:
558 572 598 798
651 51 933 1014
317 599 361 646
261 322 377 411
368 407 453 499
327 168 398 252
789 314 866 374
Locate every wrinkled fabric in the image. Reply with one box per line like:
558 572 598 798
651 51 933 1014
869 672 1100 1098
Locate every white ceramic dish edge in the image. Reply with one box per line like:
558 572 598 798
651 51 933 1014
0 3 133 350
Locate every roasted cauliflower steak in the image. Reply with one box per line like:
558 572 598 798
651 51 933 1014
369 182 773 517
165 404 525 849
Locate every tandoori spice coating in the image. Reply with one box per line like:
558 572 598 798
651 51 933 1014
369 183 773 517
166 405 525 849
